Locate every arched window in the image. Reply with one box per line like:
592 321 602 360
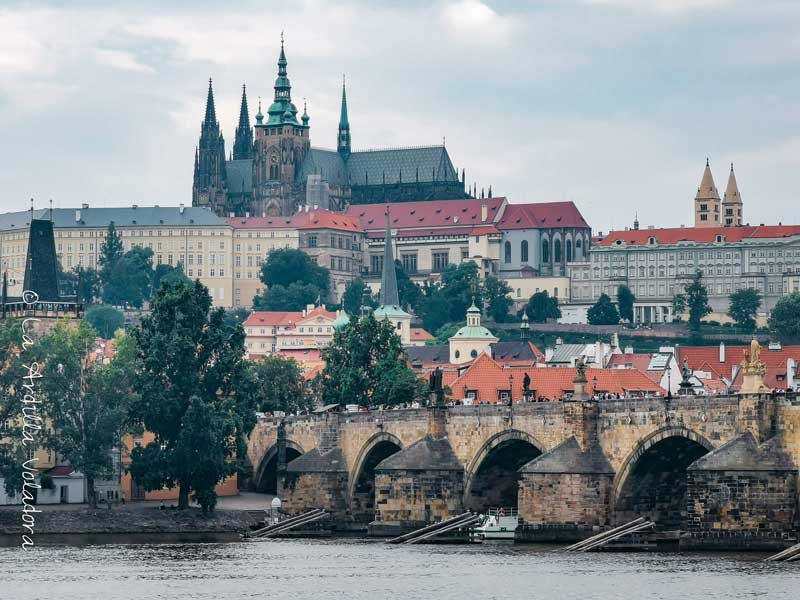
542 239 550 264
639 266 645 277
554 239 562 263
566 240 573 262
521 240 529 262
504 241 511 263
269 151 280 180
649 265 655 277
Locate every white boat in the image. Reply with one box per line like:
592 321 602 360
470 508 519 542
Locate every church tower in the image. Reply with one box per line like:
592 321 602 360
251 35 311 217
693 158 721 228
337 76 351 161
233 84 253 160
192 79 227 215
722 163 743 227
372 208 412 345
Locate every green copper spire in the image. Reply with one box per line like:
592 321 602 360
337 74 351 160
379 208 399 307
267 32 298 125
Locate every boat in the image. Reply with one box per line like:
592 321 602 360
470 508 519 542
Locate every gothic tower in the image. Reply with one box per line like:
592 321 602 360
693 158 721 228
192 79 227 214
233 84 253 160
251 35 311 217
722 162 743 227
337 76 351 161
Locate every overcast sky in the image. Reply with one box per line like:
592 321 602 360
1 0 799 233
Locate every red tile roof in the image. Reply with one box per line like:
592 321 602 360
497 202 590 230
597 225 800 247
296 306 337 322
244 311 302 327
448 353 662 402
679 344 800 390
606 352 670 385
410 327 434 342
291 210 363 232
346 197 506 232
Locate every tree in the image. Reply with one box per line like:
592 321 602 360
102 247 154 308
769 292 800 342
617 285 635 323
672 293 687 322
252 282 321 311
152 263 190 293
36 321 134 508
587 293 620 325
394 260 422 311
98 222 124 276
341 278 374 316
524 290 561 323
260 248 329 296
482 276 513 322
417 282 451 334
683 270 712 340
85 305 125 338
318 313 417 408
128 279 256 513
252 355 312 414
0 319 26 499
439 261 482 322
728 288 761 332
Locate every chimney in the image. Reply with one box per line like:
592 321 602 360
245 211 250 218
719 342 725 363
81 203 89 210
788 358 796 391
229 212 234 218
481 203 488 223
132 204 138 209
74 209 81 223
179 203 185 214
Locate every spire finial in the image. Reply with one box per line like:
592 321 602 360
706 156 710 167
281 30 284 48
731 162 734 171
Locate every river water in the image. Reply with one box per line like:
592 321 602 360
1 539 798 600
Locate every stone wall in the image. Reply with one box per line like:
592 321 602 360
373 470 464 531
281 471 350 519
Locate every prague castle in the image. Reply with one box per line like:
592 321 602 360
192 37 469 218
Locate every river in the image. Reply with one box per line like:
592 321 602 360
1 539 798 599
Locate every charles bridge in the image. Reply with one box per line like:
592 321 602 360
247 381 800 549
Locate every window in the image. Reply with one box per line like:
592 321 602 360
401 253 418 273
504 241 511 263
554 239 562 262
433 251 449 272
520 240 529 263
308 235 318 248
542 240 550 263
371 255 383 274
566 239 573 262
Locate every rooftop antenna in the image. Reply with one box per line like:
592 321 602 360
49 198 53 222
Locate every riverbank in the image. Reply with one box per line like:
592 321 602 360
0 504 260 546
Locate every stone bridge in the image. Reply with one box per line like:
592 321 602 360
247 392 800 548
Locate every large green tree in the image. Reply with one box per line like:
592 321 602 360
152 263 190 293
36 321 136 508
253 282 321 311
675 271 712 341
128 280 256 513
524 290 561 323
617 285 636 323
483 276 513 322
318 313 417 408
102 246 154 308
587 293 620 325
769 292 800 342
440 261 482 321
394 260 422 311
341 278 374 316
0 319 27 499
254 248 330 310
252 355 312 414
728 288 761 332
85 305 126 338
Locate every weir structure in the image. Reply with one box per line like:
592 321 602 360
247 356 800 550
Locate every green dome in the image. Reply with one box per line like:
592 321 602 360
451 324 496 339
333 311 350 330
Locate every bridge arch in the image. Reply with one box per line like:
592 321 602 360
254 440 305 494
464 429 544 512
348 432 404 523
612 426 714 529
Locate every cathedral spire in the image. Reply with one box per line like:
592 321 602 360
233 84 253 160
724 162 741 203
337 74 351 160
695 158 720 201
379 208 399 307
204 78 217 124
268 33 298 125
722 162 743 226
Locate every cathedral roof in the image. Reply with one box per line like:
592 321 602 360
296 149 348 186
347 145 458 185
226 159 253 195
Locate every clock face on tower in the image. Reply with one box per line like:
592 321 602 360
271 153 278 164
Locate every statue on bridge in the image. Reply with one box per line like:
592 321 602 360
741 339 770 394
429 366 446 407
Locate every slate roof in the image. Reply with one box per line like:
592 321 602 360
407 345 450 366
286 447 348 473
688 432 795 472
348 146 458 185
0 207 227 231
375 435 462 472
547 344 587 364
491 342 545 364
297 148 348 187
520 437 614 474
226 159 253 195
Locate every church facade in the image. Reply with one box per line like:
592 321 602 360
192 39 469 218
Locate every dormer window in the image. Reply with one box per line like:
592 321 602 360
716 235 724 243
648 237 656 245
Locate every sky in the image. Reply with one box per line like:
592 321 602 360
1 0 799 233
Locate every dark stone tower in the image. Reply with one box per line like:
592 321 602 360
233 84 253 160
23 219 60 302
337 76 351 161
192 79 227 215
252 35 311 216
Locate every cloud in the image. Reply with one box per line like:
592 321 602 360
440 0 519 44
580 0 730 13
95 49 155 73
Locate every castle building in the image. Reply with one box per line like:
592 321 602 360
192 38 469 218
694 159 743 228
